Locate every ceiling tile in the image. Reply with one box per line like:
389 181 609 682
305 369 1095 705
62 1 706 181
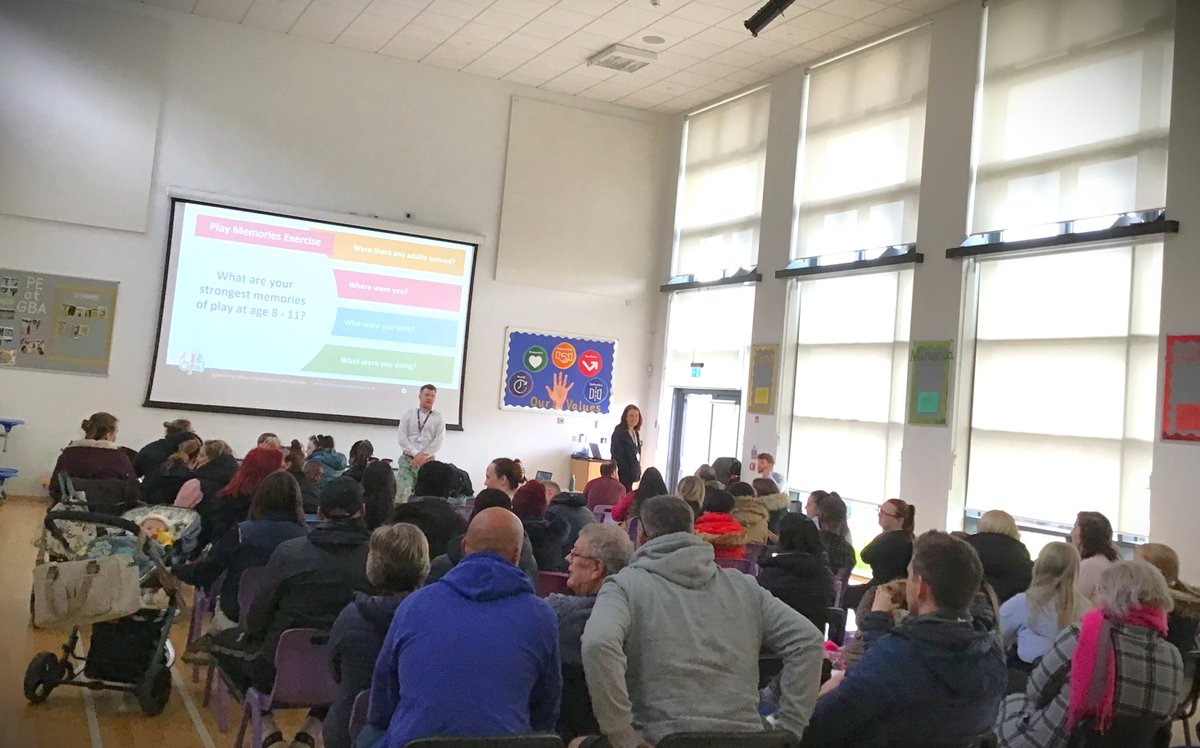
458 20 516 42
323 0 372 10
503 66 559 86
643 14 708 37
895 0 957 12
702 77 746 94
687 58 740 78
776 44 821 63
424 0 481 21
622 0 686 13
736 36 790 56
723 66 769 83
473 8 531 30
241 0 306 32
801 32 853 53
423 44 485 67
393 23 456 43
817 0 887 20
142 0 199 11
787 8 851 32
601 4 664 28
864 5 922 28
700 0 758 11
518 19 578 41
193 0 254 22
555 0 621 18
560 29 615 51
411 11 468 32
366 0 429 19
290 1 360 42
504 32 558 52
335 12 409 49
489 0 549 18
622 28 687 48
537 6 596 30
616 88 676 108
759 21 820 44
751 56 793 73
836 19 884 40
378 36 439 58
664 68 717 87
654 49 704 70
690 26 748 46
710 46 762 67
516 54 579 73
462 56 523 76
439 32 500 52
672 1 735 24
543 42 592 62
478 43 540 64
669 38 726 59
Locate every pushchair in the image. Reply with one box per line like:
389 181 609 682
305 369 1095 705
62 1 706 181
24 507 199 716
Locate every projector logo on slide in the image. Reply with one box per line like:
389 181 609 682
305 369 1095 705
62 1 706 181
552 342 576 369
177 349 206 375
523 345 548 373
578 350 603 377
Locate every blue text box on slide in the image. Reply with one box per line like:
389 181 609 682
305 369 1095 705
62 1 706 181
333 307 458 346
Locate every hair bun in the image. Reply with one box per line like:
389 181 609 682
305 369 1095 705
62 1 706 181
80 419 91 432
162 420 172 428
513 458 526 483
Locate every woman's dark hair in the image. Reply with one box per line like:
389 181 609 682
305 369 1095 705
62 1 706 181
490 458 525 490
1076 511 1118 561
728 481 756 498
702 489 736 515
81 412 118 440
884 498 916 536
817 493 849 537
249 469 303 523
471 488 512 521
166 437 202 468
313 434 335 450
631 467 668 518
413 460 455 498
362 460 397 530
349 439 374 469
285 440 306 472
163 418 192 436
619 404 642 431
752 477 780 496
777 513 824 556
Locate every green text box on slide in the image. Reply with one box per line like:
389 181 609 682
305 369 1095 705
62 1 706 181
302 345 455 382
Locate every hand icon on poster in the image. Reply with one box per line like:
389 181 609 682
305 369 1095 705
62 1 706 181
545 371 574 410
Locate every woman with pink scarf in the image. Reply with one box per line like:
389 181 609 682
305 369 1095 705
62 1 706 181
995 560 1185 748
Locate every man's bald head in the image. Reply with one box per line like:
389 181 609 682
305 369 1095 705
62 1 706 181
462 507 524 565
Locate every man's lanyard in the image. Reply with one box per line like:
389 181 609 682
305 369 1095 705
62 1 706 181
416 410 432 434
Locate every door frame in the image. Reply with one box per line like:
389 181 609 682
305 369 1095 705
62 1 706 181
665 387 743 491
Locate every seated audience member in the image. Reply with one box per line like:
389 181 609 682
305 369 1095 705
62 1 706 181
754 452 788 495
802 531 1007 747
133 418 194 478
610 467 667 523
843 498 915 611
325 524 429 748
427 488 537 582
694 463 718 484
1000 542 1089 672
211 477 372 748
995 560 1185 748
176 439 239 549
546 486 597 552
729 481 772 545
50 412 141 504
694 489 747 560
175 470 308 662
306 434 348 489
579 495 824 747
484 457 525 497
804 490 826 520
676 475 705 517
708 457 742 489
752 477 790 536
342 439 374 483
1073 511 1118 601
968 509 1033 603
256 432 281 449
361 459 397 531
141 434 202 505
362 508 560 747
1136 542 1200 653
547 524 635 742
212 447 285 539
758 514 833 633
584 461 626 510
283 440 320 514
514 479 571 572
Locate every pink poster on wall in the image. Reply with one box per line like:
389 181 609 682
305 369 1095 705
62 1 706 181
1163 335 1200 442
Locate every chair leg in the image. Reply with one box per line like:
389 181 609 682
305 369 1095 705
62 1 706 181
217 679 229 733
202 660 215 707
1188 717 1195 746
234 700 250 748
250 704 263 748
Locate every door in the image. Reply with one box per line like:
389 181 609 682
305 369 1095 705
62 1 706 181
666 388 742 491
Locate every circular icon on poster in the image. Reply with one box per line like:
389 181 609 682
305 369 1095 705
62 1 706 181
583 378 608 405
507 370 533 399
552 342 577 369
577 350 603 377
523 345 548 373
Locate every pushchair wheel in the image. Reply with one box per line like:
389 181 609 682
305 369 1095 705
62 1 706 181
136 663 171 716
24 652 63 704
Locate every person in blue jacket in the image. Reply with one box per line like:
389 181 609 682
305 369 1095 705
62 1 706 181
360 507 561 748
800 531 1007 747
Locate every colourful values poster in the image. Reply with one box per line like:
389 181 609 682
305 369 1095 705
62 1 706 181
1163 335 1200 442
501 328 616 415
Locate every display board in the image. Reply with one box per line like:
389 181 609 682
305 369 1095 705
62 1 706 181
0 268 118 375
501 328 616 415
907 340 953 426
146 198 478 427
1163 335 1200 442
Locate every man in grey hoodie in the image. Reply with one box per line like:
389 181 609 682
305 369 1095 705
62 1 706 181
578 495 824 748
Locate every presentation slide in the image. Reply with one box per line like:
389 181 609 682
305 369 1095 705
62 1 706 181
146 199 477 427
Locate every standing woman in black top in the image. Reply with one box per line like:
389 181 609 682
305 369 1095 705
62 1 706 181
610 404 643 492
844 498 915 610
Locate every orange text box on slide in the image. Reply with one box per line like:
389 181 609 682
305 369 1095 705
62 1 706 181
332 233 467 276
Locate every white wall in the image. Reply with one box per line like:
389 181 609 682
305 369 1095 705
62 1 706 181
0 0 676 496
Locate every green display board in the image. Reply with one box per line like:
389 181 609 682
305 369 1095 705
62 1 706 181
907 340 953 426
0 268 118 375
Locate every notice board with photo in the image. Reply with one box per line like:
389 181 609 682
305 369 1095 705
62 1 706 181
0 268 118 375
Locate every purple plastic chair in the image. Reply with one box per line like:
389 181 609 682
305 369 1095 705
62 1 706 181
745 543 769 565
593 506 614 524
187 577 222 683
349 689 369 746
206 565 268 732
627 517 639 545
536 571 571 598
233 628 338 748
715 557 757 575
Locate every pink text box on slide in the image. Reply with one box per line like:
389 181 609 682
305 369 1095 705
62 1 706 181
195 214 334 255
333 269 462 311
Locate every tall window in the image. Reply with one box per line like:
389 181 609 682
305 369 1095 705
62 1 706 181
971 0 1174 235
964 244 1161 536
788 269 912 503
662 286 756 390
795 26 932 259
674 89 771 278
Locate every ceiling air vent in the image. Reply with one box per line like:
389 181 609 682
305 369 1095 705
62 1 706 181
587 44 657 73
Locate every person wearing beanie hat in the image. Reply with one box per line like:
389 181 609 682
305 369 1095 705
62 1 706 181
513 480 570 572
211 475 371 748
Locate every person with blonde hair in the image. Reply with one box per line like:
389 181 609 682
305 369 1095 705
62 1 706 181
999 542 1090 669
995 560 1184 748
1136 542 1200 653
967 510 1033 603
676 475 705 516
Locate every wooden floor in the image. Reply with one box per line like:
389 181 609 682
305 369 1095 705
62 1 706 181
0 496 308 748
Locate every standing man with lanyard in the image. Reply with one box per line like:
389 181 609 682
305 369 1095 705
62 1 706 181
396 384 445 500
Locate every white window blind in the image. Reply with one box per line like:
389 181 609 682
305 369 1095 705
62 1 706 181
788 269 912 502
971 0 1174 234
795 26 931 259
964 244 1162 536
674 89 771 278
663 285 756 389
